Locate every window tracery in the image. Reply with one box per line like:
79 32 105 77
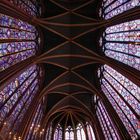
54 124 62 140
101 0 140 19
101 20 140 70
0 65 43 138
98 65 140 139
65 126 74 140
76 124 86 140
0 13 39 71
99 1 140 139
0 0 43 139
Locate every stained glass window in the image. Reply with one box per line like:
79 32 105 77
25 103 43 140
0 0 43 139
8 0 39 16
45 123 53 140
65 126 74 140
54 124 62 140
76 124 86 140
0 13 39 72
96 99 120 140
99 2 140 139
0 65 43 139
100 19 140 71
100 0 140 19
98 65 140 139
86 123 96 140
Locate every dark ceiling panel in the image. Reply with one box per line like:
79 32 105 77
40 0 102 127
44 0 67 18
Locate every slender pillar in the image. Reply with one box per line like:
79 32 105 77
84 125 89 140
62 126 65 140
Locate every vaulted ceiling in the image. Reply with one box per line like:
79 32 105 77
38 0 103 128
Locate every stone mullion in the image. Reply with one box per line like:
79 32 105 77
103 0 116 10
73 67 132 139
23 106 39 140
0 0 48 29
51 124 55 140
87 125 93 140
62 126 65 140
36 113 44 140
84 125 89 140
38 116 46 140
0 39 35 43
39 117 50 140
74 129 77 140
85 94 105 140
47 124 52 140
102 83 139 136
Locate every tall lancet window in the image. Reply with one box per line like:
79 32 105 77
25 103 44 140
100 19 140 71
45 123 53 140
8 0 40 16
0 65 43 139
0 13 39 71
65 126 74 140
76 124 86 140
98 1 140 139
98 65 140 139
54 124 62 140
86 123 96 140
96 98 120 140
100 0 140 19
0 0 43 139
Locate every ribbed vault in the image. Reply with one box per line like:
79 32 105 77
0 0 140 139
39 0 102 133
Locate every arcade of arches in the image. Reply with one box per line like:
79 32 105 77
0 0 140 140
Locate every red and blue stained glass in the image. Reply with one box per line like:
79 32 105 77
97 100 120 140
104 20 140 71
101 0 140 19
0 65 42 137
54 124 62 140
98 65 140 139
8 0 39 16
0 14 38 71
